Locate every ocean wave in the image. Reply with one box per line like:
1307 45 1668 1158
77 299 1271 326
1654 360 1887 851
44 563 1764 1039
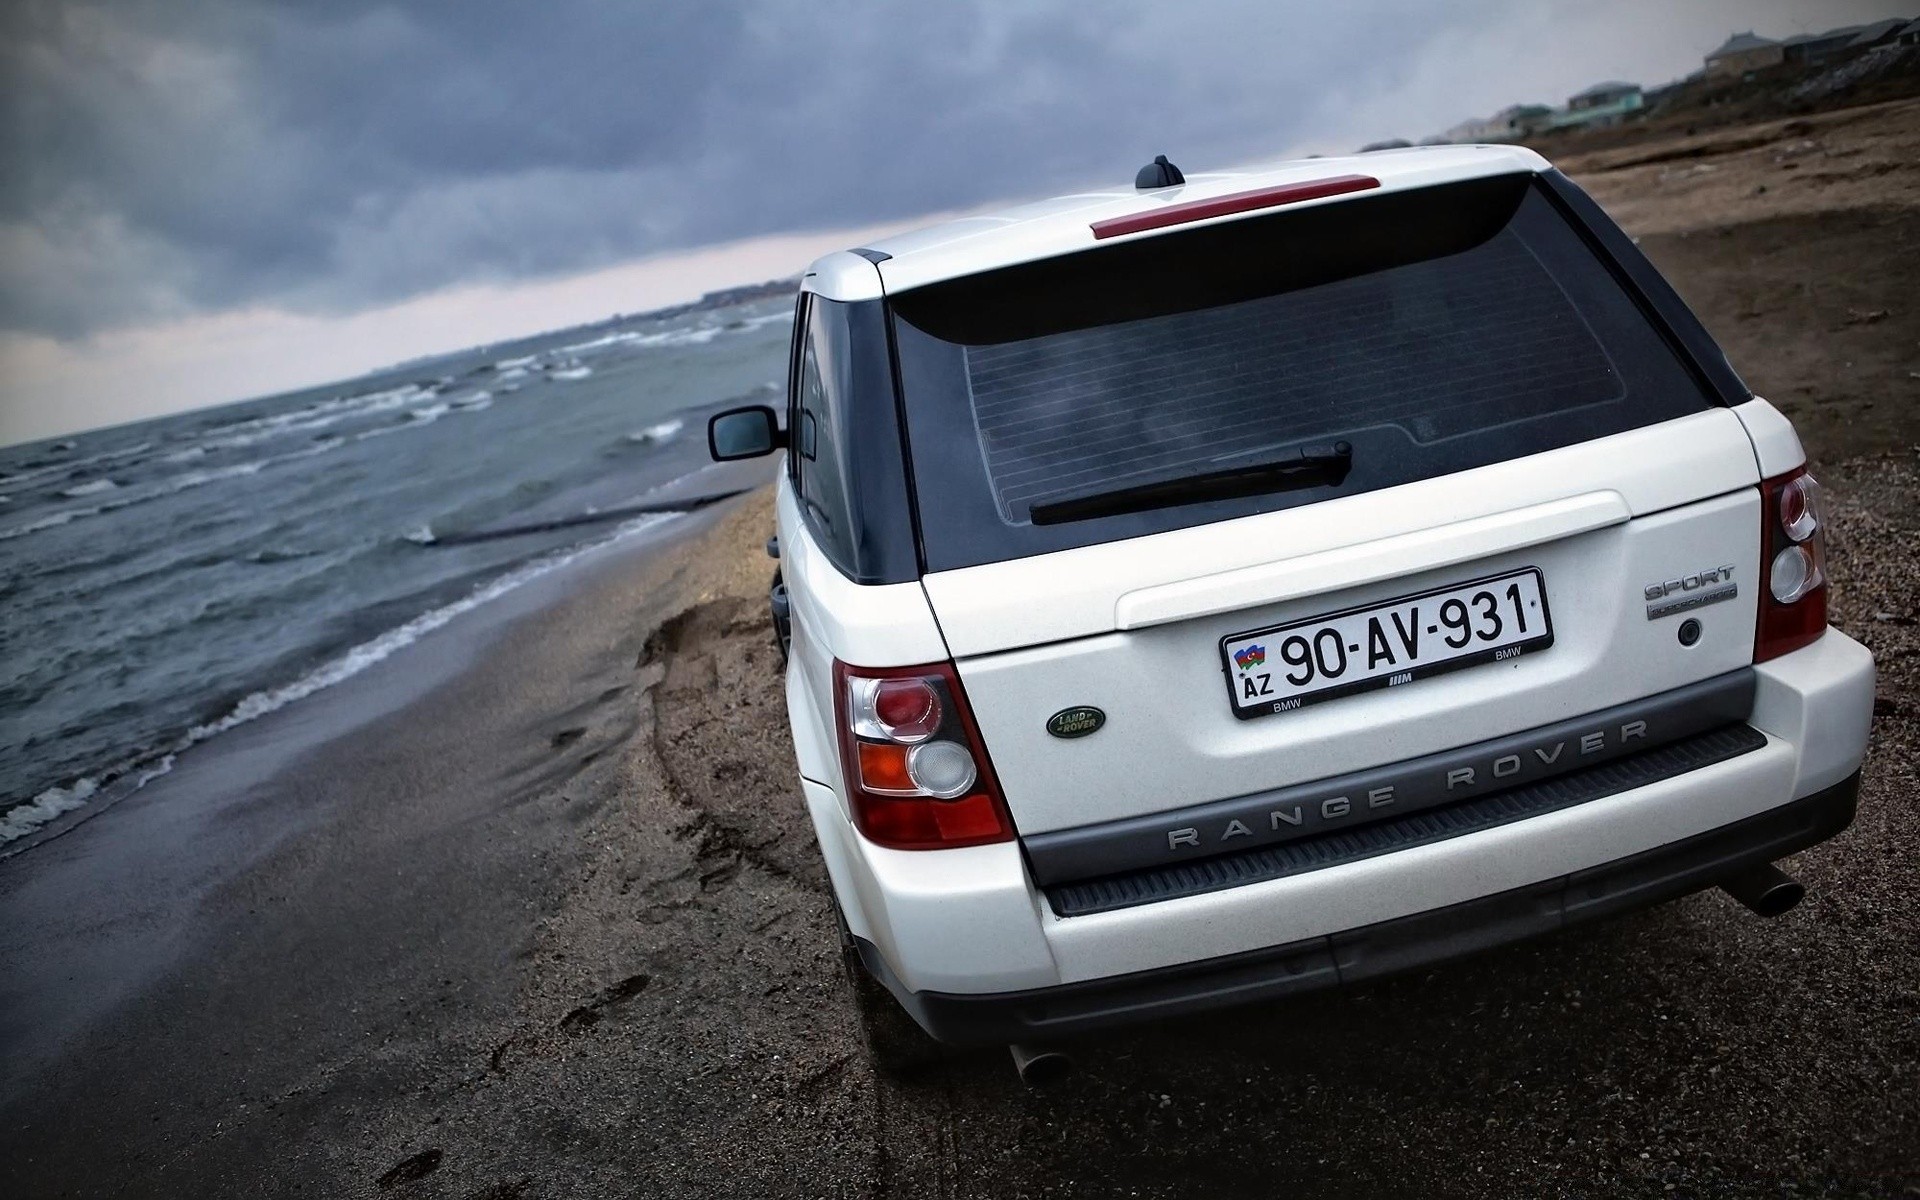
0 441 153 490
190 509 673 739
732 311 791 333
59 478 119 498
245 546 318 564
354 400 458 440
0 442 341 542
628 326 725 350
0 778 99 842
555 331 634 355
553 317 768 359
493 354 537 371
624 418 684 446
0 509 681 849
202 391 419 449
549 364 593 382
196 384 433 447
0 506 98 539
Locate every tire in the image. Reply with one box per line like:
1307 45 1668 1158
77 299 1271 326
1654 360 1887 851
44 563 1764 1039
833 899 947 1079
769 569 792 665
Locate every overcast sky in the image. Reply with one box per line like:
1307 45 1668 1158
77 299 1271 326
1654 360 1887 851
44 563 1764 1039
0 0 1903 443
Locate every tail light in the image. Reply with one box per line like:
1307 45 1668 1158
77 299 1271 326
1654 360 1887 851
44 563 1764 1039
1755 467 1828 662
832 659 1014 850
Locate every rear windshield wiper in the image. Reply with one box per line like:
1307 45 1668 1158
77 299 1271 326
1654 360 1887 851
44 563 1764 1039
1028 441 1353 526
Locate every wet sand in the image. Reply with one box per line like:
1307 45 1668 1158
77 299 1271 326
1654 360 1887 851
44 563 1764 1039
4 107 1918 1198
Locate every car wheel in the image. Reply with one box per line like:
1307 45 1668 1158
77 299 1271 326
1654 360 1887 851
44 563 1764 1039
770 569 792 664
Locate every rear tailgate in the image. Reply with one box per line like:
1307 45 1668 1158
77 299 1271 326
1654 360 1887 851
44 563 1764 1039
888 170 1763 846
928 408 1761 835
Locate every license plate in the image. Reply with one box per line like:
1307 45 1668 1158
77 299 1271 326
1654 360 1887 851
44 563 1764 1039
1220 568 1553 719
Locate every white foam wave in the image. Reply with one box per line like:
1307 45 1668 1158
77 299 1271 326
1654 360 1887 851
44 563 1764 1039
59 478 119 498
733 311 790 333
169 460 270 489
555 331 632 354
0 506 98 539
615 326 725 352
355 401 453 440
0 778 99 842
549 364 593 382
553 319 750 359
203 391 418 449
197 385 432 447
625 418 684 445
0 441 153 490
0 442 340 541
493 354 537 370
495 367 529 383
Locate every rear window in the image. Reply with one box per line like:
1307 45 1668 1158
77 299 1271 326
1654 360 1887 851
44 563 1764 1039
889 174 1720 572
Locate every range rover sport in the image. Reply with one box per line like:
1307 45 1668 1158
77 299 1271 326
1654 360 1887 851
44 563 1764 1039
705 146 1875 1079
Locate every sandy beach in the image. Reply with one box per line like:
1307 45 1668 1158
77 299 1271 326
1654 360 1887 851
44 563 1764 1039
4 103 1918 1198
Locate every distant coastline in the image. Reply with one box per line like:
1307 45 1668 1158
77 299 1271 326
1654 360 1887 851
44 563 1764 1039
380 278 800 376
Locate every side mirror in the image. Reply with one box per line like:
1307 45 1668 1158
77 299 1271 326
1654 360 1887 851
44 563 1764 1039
708 405 785 461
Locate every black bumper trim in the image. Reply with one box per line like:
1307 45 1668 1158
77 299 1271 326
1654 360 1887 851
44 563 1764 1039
1024 670 1757 889
858 771 1858 1046
1046 722 1769 917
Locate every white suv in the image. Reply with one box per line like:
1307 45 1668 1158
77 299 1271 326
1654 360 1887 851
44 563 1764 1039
706 146 1874 1080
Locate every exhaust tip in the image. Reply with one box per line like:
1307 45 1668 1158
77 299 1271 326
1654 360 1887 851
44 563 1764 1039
1750 878 1805 918
1722 861 1805 918
1009 1043 1074 1088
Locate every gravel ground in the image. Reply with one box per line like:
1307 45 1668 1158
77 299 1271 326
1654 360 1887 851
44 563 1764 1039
609 477 1918 1199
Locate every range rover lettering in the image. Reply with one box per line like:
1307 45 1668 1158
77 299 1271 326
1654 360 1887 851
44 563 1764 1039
706 147 1874 1081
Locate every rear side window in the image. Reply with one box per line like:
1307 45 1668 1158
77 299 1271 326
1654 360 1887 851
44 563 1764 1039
890 174 1720 571
791 297 859 570
780 293 922 585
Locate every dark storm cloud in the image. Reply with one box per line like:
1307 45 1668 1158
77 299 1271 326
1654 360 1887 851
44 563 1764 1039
1 0 1517 338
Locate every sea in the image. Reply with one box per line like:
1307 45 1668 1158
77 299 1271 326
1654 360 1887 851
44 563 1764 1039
0 291 794 846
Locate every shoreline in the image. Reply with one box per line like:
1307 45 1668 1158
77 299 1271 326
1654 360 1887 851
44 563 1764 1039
0 466 771 1110
0 460 767 855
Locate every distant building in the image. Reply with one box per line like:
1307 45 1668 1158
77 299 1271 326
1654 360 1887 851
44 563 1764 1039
1901 17 1920 46
1566 81 1642 111
1550 81 1646 129
1442 115 1504 142
1783 27 1863 65
1443 103 1555 144
1705 31 1784 77
1845 17 1909 49
1776 19 1908 63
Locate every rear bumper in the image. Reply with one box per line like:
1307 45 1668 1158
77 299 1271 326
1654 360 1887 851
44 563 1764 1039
856 771 1859 1046
807 628 1874 1039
